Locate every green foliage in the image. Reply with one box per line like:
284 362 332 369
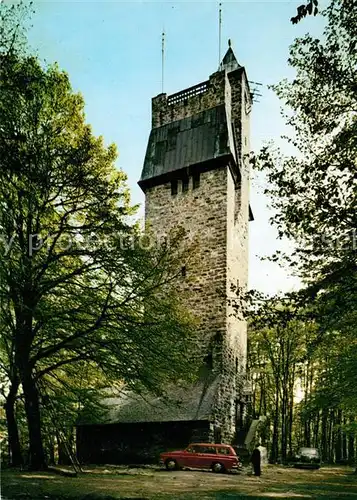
0 1 34 56
248 296 319 461
255 0 357 281
291 0 319 24
0 8 200 468
0 53 199 386
251 0 357 464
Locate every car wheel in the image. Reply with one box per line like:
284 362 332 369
165 459 178 471
212 462 225 473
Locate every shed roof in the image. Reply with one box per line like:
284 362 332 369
78 377 220 426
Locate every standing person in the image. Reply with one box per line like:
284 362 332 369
250 444 261 476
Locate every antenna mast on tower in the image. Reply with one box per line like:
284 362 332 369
218 3 222 69
161 29 165 94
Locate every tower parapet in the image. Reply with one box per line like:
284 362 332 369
152 71 227 128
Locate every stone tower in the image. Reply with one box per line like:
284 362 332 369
139 45 252 443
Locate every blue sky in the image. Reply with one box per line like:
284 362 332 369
28 0 326 294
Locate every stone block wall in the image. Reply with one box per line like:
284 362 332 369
145 167 229 356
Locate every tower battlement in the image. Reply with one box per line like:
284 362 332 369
152 71 229 128
151 45 251 132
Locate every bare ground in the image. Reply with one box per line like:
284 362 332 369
1 464 357 500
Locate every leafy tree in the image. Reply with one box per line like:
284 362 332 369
255 0 357 285
248 295 317 462
0 0 36 468
251 0 357 464
0 1 34 56
0 302 22 466
37 362 111 466
0 49 200 469
293 324 357 464
291 0 319 24
254 0 357 344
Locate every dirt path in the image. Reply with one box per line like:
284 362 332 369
2 465 357 499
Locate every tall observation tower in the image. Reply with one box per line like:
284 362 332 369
139 44 253 444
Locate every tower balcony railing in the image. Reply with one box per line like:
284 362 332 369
167 80 209 106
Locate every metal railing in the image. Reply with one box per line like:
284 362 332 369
167 80 209 105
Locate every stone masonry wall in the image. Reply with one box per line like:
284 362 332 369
145 167 229 354
227 68 251 366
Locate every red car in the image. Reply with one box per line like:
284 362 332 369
160 443 241 473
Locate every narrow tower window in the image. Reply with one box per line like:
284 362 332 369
171 180 178 196
182 175 189 193
235 182 242 222
181 265 187 277
193 172 200 189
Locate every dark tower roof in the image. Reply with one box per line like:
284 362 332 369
220 45 241 73
139 105 237 189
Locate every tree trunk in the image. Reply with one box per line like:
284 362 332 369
288 375 294 456
15 299 46 470
4 376 23 466
47 435 56 466
329 410 335 463
303 362 311 447
348 418 355 465
271 388 280 463
21 370 46 470
313 412 320 449
57 432 72 466
281 385 288 462
304 417 311 447
335 409 342 463
342 415 347 461
321 409 328 462
262 376 267 416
